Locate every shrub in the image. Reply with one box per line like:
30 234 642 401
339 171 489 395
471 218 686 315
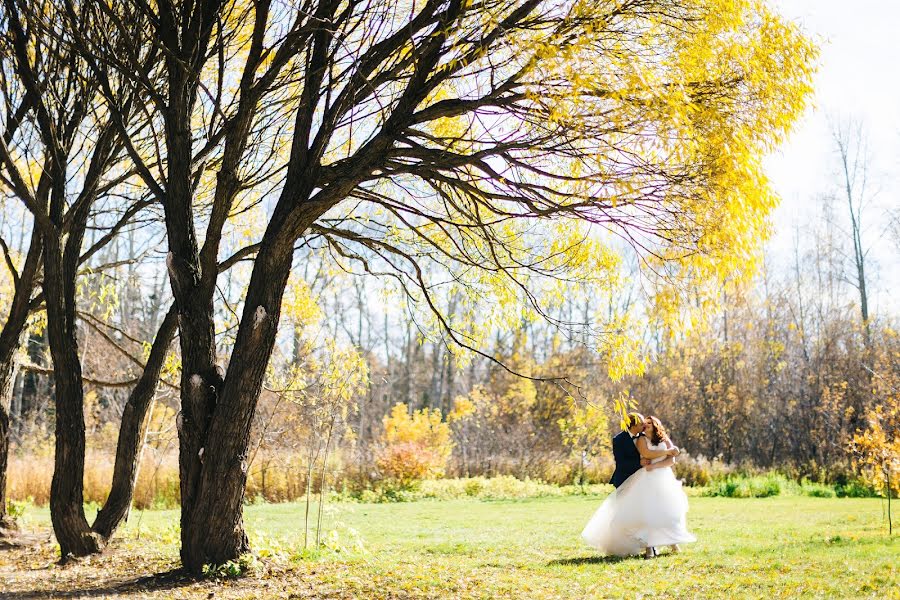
5 497 30 520
673 453 734 487
581 457 615 486
463 479 484 497
705 474 787 498
375 403 453 487
702 472 874 499
801 480 836 498
835 481 879 498
202 554 260 579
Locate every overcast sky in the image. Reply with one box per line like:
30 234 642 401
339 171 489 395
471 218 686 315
764 0 900 315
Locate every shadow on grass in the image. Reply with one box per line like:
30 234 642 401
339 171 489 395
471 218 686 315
5 567 199 599
547 554 637 566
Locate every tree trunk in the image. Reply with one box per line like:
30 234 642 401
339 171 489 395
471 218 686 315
162 46 252 571
316 415 336 549
179 235 295 571
92 305 178 539
429 341 442 411
835 122 871 349
170 266 221 570
44 233 103 558
43 124 119 559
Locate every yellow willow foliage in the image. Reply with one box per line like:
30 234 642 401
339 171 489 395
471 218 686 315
422 87 472 151
558 398 611 457
510 0 814 326
390 1 814 376
76 269 120 322
282 273 323 331
600 312 647 381
316 340 369 405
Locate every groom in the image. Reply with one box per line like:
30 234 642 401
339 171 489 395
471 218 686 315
609 412 678 488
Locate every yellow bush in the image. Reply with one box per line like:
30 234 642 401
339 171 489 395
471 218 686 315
376 403 453 485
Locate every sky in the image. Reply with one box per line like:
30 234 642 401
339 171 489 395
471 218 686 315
764 0 900 315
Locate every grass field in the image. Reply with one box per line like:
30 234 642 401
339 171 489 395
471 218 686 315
1 495 897 599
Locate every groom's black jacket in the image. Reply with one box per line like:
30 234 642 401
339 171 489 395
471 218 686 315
609 430 642 488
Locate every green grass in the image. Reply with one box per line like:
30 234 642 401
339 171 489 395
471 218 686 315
3 495 898 598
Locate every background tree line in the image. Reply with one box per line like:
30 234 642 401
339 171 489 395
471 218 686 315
7 158 896 498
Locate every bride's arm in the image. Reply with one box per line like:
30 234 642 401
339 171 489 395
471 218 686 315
635 436 675 459
647 440 678 471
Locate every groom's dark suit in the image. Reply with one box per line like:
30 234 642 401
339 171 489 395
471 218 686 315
609 430 642 488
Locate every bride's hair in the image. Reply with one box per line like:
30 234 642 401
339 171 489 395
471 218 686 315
647 416 670 445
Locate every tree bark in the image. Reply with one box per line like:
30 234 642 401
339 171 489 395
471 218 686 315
44 232 103 558
156 3 263 568
92 305 178 539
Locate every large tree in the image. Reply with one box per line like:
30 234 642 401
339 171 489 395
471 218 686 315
59 0 815 571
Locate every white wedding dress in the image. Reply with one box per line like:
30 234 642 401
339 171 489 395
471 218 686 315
581 441 696 556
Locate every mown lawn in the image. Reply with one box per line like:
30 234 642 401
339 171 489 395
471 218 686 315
1 495 897 598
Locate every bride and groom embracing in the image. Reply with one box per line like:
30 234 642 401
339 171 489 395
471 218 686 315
582 412 696 559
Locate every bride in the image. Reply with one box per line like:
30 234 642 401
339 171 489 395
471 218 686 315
581 415 696 558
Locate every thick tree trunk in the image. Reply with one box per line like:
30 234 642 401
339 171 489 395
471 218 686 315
92 305 178 539
163 150 222 572
179 236 295 571
162 54 234 570
5 0 125 556
165 199 222 570
169 259 221 570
